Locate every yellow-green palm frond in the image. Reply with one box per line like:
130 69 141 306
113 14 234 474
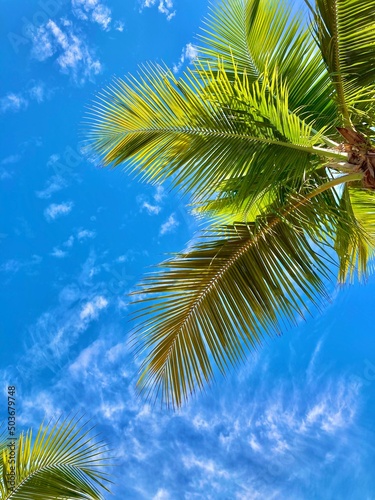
0 416 112 500
88 61 343 206
309 0 375 127
335 184 375 281
131 174 369 408
199 0 338 132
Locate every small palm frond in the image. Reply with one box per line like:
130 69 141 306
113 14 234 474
131 174 367 407
199 0 338 132
88 61 343 206
335 185 375 281
309 0 375 126
0 427 7 486
0 416 112 500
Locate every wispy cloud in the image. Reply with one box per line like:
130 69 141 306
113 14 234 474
17 255 111 376
173 43 198 73
8 292 374 500
80 295 108 321
141 0 176 21
50 247 68 258
114 20 125 32
0 255 42 274
0 82 51 114
153 488 171 500
29 20 102 84
28 82 47 103
44 201 74 221
141 201 161 215
50 235 75 258
77 229 96 240
153 185 165 203
0 93 28 113
50 229 94 258
1 154 21 165
72 0 112 31
0 169 12 180
138 186 166 215
36 175 67 199
159 213 179 235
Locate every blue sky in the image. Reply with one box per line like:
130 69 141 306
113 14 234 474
1 0 375 498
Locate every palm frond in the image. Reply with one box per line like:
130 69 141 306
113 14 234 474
87 61 344 206
131 174 367 407
199 0 338 132
0 416 112 500
309 0 375 126
335 184 375 281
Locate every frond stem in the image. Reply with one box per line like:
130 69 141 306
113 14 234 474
102 127 347 160
153 171 363 382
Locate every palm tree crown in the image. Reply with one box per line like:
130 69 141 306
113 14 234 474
88 0 375 407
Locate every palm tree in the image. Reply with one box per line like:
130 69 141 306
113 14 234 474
0 416 111 499
88 0 375 407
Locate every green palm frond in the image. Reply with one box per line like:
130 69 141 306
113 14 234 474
88 61 343 206
200 0 338 132
131 174 365 407
308 0 375 126
0 416 111 500
335 184 375 281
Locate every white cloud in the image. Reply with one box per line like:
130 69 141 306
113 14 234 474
1 154 21 165
105 342 127 363
51 247 68 258
0 255 42 273
72 0 112 30
77 229 96 240
44 201 74 221
142 201 161 215
0 169 12 180
249 434 262 452
28 83 46 103
138 185 167 215
182 453 230 478
0 259 22 273
99 401 126 419
173 42 198 73
91 4 112 30
64 235 75 247
20 391 62 424
0 82 51 114
159 213 179 235
153 488 170 500
116 255 127 263
154 185 165 203
29 20 102 84
304 380 358 433
80 295 108 320
141 0 175 20
36 175 67 199
52 235 75 257
116 297 128 311
114 20 125 32
0 93 28 113
69 339 103 376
